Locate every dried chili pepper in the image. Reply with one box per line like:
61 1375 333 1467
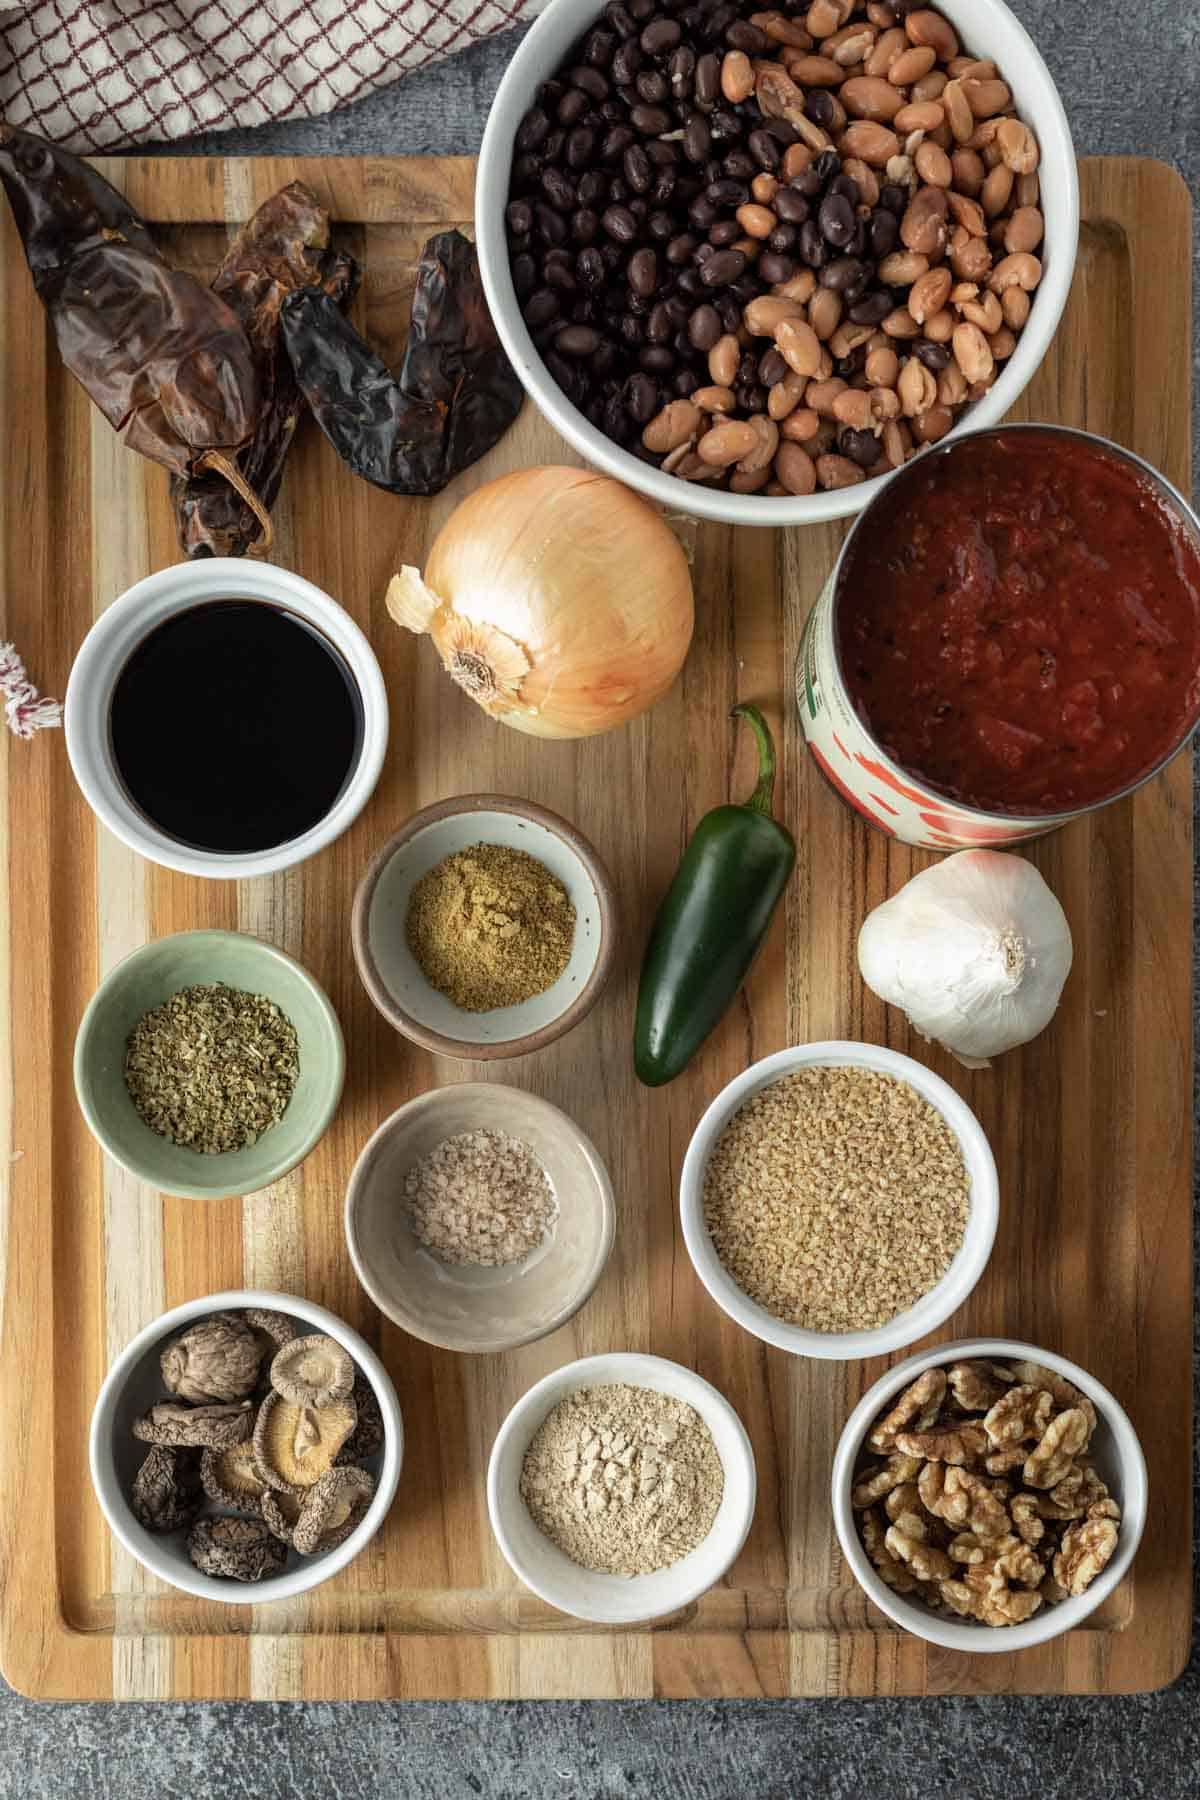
172 182 359 558
280 229 523 497
0 124 261 520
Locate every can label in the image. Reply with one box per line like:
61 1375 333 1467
795 568 1062 851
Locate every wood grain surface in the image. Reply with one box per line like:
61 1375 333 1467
0 155 1190 1700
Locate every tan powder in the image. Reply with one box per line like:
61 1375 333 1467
403 1128 558 1267
702 1067 970 1333
406 842 576 1012
519 1384 724 1576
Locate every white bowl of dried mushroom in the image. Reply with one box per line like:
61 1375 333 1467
679 1042 998 1359
89 1291 403 1604
832 1340 1148 1650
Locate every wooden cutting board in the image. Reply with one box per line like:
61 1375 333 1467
0 154 1190 1700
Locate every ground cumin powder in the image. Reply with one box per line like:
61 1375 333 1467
406 842 576 1012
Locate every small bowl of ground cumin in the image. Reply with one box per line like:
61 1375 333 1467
679 1043 999 1362
351 794 617 1059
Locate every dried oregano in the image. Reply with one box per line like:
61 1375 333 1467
123 982 300 1155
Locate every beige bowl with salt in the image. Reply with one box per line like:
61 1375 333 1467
343 1083 616 1353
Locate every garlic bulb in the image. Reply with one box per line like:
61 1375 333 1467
857 850 1073 1068
387 466 694 738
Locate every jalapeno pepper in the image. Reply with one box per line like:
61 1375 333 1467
634 703 796 1087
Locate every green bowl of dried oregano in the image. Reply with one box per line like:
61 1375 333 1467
74 930 345 1200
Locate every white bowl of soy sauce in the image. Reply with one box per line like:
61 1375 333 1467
65 561 388 879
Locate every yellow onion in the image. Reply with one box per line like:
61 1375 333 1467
386 466 694 738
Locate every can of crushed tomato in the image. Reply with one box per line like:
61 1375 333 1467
796 424 1200 851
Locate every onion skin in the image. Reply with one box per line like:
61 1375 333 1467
388 466 695 738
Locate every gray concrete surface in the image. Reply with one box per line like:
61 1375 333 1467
2 4 1197 1796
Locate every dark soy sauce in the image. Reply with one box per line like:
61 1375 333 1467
110 601 364 854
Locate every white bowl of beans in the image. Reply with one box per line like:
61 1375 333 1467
678 1041 999 1358
476 0 1079 523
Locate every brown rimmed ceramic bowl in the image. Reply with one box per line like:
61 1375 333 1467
351 794 617 1059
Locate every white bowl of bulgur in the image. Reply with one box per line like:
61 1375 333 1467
678 1043 998 1361
831 1339 1147 1650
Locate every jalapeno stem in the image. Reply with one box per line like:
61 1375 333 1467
732 703 778 817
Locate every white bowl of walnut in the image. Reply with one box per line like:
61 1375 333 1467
89 1290 404 1605
831 1339 1148 1649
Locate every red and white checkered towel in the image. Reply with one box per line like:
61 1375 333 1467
0 0 543 152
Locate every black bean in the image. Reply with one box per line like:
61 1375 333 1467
774 186 810 225
557 324 601 357
709 106 743 141
576 247 605 289
557 88 589 127
647 302 674 342
799 219 828 267
595 340 619 377
793 166 823 198
913 339 952 372
757 251 795 284
879 183 907 216
814 149 840 185
736 350 758 386
545 261 577 293
586 26 617 64
709 219 742 247
569 65 609 100
629 197 649 222
664 295 689 327
869 208 899 259
613 39 643 84
819 192 856 248
850 219 868 260
694 51 721 106
565 126 596 171
666 231 698 265
847 289 891 327
704 5 736 40
625 371 659 419
623 144 653 192
736 383 768 412
644 167 673 207
646 138 677 164
830 173 860 205
524 288 560 328
759 346 788 386
730 276 761 306
820 255 867 293
648 209 675 240
538 80 564 108
621 313 645 345
534 202 569 246
516 107 550 152
601 242 623 272
641 16 681 53
762 118 799 146
715 292 742 332
601 97 627 123
682 114 711 164
687 302 722 349
802 91 834 132
606 1 638 34
668 46 695 98
722 150 756 181
629 0 654 19
689 194 718 230
640 344 675 373
546 350 587 404
511 253 537 300
747 129 781 171
674 367 700 397
601 204 639 243
572 207 600 244
768 224 797 253
628 246 659 296
601 124 635 161
631 102 671 133
677 266 706 297
700 247 747 287
725 18 770 51
506 199 533 236
672 327 693 358
840 427 880 468
706 177 748 208
637 69 669 104
511 154 541 192
578 170 609 207
542 166 576 211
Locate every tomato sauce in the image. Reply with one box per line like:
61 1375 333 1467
836 428 1200 814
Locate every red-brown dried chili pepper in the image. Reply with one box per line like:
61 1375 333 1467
172 181 359 558
280 229 523 497
0 124 261 517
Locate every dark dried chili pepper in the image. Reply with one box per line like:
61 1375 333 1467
172 181 359 558
280 229 523 497
0 124 261 519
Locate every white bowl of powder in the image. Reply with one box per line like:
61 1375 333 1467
487 1353 756 1625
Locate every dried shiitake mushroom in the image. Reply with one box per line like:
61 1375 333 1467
187 1516 287 1583
131 1446 204 1534
292 1466 376 1555
253 1390 357 1491
336 1376 385 1466
133 1400 254 1449
260 1488 304 1547
270 1334 355 1408
201 1438 269 1512
242 1307 297 1361
161 1313 263 1404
